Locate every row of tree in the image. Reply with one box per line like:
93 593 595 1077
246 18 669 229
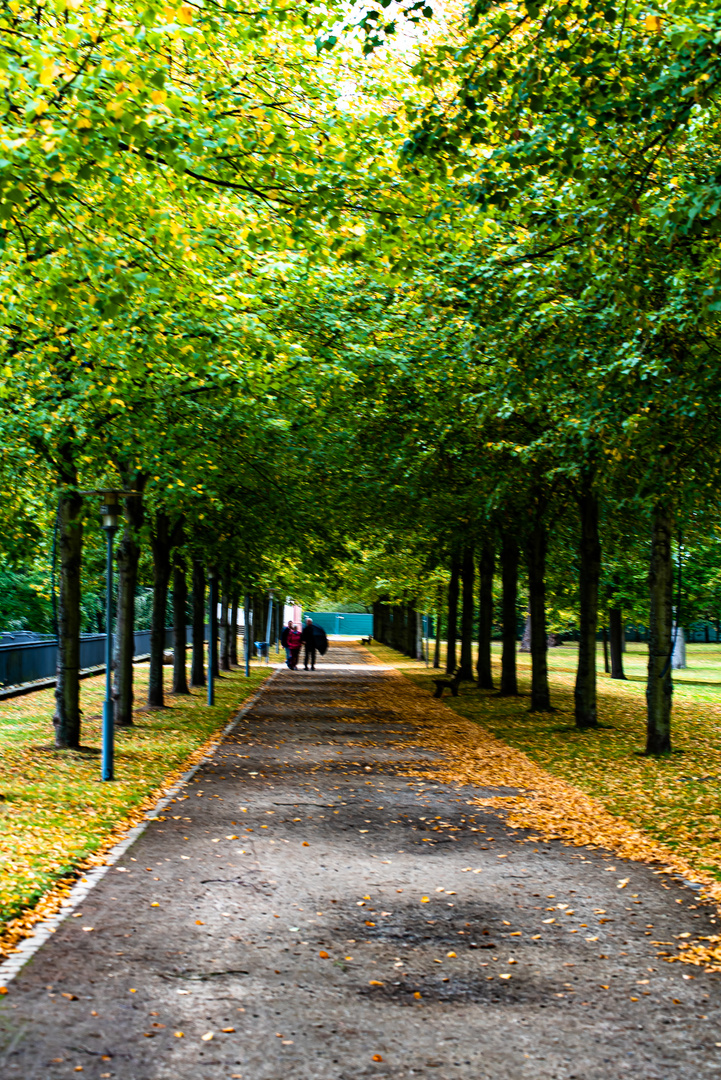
1 0 720 758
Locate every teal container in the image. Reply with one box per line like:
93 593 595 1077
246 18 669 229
302 612 373 637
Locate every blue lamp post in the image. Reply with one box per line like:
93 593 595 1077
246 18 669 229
99 492 120 781
207 569 216 706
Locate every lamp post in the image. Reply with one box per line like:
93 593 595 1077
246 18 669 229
265 590 274 665
207 569 216 706
99 492 120 781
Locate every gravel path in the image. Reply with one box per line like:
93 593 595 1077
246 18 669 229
1 645 719 1079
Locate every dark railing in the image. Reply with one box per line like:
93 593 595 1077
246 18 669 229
0 625 207 689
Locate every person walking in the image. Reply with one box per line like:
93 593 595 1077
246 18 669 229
302 617 317 670
287 623 302 670
280 620 294 664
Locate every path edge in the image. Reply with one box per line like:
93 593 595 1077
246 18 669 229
0 667 281 989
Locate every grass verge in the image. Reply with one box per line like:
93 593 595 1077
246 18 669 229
0 659 270 956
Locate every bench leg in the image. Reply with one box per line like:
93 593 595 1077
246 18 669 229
433 687 444 699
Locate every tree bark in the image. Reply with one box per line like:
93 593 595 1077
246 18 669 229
190 559 206 687
477 540 494 689
527 520 552 712
446 553 460 675
220 573 231 671
574 491 600 728
148 513 182 707
500 532 519 696
460 544 475 679
172 551 190 694
646 504 673 755
113 491 143 727
53 489 83 748
609 607 626 679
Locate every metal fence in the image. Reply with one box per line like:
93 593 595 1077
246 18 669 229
0 625 203 689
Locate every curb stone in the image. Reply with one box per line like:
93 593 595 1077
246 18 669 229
0 667 280 988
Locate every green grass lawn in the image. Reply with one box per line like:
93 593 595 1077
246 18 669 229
0 658 270 951
366 639 721 884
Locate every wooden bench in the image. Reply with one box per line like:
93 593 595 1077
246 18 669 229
432 673 462 698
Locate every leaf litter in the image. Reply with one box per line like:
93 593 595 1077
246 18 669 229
362 648 721 972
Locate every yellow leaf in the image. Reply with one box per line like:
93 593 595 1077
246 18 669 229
201 1032 213 1041
645 14 662 31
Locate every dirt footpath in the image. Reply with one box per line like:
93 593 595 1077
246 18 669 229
1 646 719 1079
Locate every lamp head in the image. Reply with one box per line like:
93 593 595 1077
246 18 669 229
99 491 121 532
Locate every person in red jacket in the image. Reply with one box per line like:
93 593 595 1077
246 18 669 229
287 624 302 670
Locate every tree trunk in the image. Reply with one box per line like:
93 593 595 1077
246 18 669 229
53 489 83 748
500 532 519 696
446 554 460 675
230 593 239 666
416 609 424 661
434 585 442 669
148 512 172 708
574 491 600 728
220 574 231 671
527 520 552 712
172 552 190 694
190 559 206 687
477 540 494 689
646 504 673 755
520 613 531 652
113 492 143 727
602 626 610 674
609 608 626 679
460 544 475 679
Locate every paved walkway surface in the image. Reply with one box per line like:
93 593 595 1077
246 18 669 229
1 646 720 1079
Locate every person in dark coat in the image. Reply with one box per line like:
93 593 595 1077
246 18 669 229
287 625 302 670
280 620 293 663
302 617 317 670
